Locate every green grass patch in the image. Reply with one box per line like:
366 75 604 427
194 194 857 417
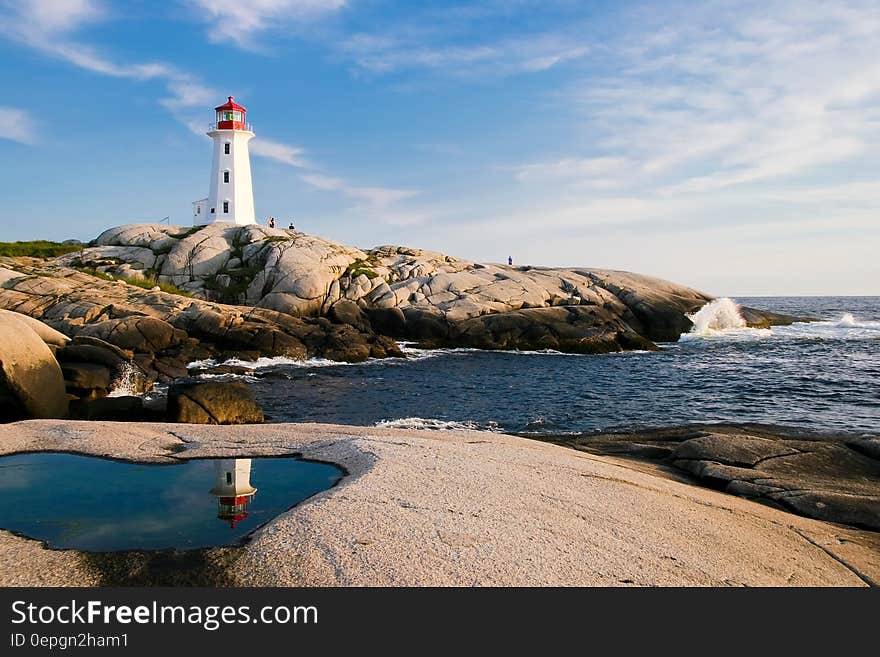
0 240 83 258
345 258 379 280
76 267 192 297
169 225 206 239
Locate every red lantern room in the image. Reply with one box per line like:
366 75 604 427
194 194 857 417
214 95 248 130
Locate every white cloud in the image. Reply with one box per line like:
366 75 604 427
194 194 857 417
510 157 629 183
340 30 589 76
300 173 418 207
8 0 103 34
160 78 218 112
189 0 347 49
0 0 412 210
0 0 170 77
0 106 39 144
250 138 309 168
553 0 880 195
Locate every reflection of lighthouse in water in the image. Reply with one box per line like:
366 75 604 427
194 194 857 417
209 459 257 528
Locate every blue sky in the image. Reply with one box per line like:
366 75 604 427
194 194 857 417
0 0 878 295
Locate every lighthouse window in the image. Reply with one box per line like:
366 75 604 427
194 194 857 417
223 171 230 183
224 142 230 155
226 472 232 485
223 201 229 213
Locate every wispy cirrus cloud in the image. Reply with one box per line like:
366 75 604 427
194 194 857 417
340 30 589 77
509 157 629 184
250 138 309 168
0 0 207 110
521 0 880 196
300 173 417 207
187 0 348 49
506 0 880 240
0 0 412 209
0 106 40 144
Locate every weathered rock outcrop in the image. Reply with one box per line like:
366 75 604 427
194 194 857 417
545 424 880 531
0 257 402 385
54 223 804 355
1 420 877 586
0 312 68 420
0 308 69 350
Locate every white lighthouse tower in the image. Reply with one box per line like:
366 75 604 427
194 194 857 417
192 96 256 226
209 458 257 529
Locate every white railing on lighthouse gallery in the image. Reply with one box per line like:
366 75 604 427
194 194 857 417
209 122 254 132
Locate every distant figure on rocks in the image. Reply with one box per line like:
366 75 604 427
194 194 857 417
268 216 275 229
508 256 513 266
288 222 295 230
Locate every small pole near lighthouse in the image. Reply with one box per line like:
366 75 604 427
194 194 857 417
192 96 257 226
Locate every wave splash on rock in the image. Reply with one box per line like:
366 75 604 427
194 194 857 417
686 298 747 335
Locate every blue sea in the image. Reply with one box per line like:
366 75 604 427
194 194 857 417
191 297 880 435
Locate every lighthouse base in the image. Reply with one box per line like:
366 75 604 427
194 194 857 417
192 198 256 226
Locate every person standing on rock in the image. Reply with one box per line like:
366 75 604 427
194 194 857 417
508 256 513 266
268 216 275 228
288 222 295 231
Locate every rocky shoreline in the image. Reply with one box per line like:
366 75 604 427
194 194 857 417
58 222 804 351
534 424 880 532
0 224 808 424
4 227 872 587
1 420 877 587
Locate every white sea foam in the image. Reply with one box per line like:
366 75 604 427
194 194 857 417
772 314 880 340
681 299 880 343
195 372 259 382
188 356 365 371
108 362 141 397
687 298 747 333
375 417 503 432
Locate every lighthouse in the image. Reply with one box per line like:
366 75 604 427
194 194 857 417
209 458 257 528
192 96 256 226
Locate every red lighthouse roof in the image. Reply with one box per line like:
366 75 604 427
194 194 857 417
215 95 247 113
213 96 250 131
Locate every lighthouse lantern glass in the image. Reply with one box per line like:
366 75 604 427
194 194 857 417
216 110 244 122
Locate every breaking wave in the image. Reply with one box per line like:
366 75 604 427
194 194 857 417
681 299 879 343
374 417 503 432
687 298 747 333
188 356 367 371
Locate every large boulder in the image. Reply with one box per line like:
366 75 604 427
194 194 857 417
77 316 181 352
0 314 68 420
415 305 658 354
56 336 132 369
0 309 69 348
166 381 264 424
59 362 112 391
329 299 371 332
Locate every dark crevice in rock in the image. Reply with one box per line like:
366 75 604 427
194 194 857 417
791 529 878 587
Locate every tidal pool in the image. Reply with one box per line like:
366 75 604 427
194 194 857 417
0 452 343 552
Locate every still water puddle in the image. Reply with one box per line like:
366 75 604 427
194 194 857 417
0 452 342 552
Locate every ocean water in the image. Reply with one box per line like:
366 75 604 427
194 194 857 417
194 297 880 436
